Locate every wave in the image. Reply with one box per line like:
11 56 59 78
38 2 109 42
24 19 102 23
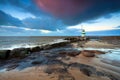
0 39 66 50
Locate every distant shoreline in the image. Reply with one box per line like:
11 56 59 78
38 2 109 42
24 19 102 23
0 36 120 50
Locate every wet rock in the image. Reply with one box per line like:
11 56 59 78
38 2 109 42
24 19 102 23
68 63 81 69
42 45 52 50
59 52 67 55
51 42 70 48
42 42 70 50
67 51 80 57
26 48 31 53
45 53 56 57
64 56 71 60
0 50 11 59
65 37 90 42
86 37 90 41
31 61 42 65
44 66 75 80
93 50 105 54
31 46 43 52
69 63 96 76
10 48 30 58
97 72 119 80
107 74 119 80
59 51 80 57
6 63 19 71
81 50 95 57
44 68 53 74
80 68 92 76
81 50 105 57
58 74 75 80
28 56 36 60
96 71 105 76
44 68 67 74
20 51 28 58
46 59 67 66
64 37 80 42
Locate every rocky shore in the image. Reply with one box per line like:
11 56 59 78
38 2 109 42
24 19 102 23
0 37 89 60
0 41 70 59
0 37 120 80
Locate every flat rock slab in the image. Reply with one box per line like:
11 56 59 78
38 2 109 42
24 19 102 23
81 50 105 57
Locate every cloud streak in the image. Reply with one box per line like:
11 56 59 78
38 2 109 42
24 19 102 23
0 10 24 27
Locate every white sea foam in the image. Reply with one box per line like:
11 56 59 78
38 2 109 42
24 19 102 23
0 44 38 50
0 39 67 50
0 69 6 72
99 48 120 61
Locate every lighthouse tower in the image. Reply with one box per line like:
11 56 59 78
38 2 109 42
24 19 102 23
82 29 86 37
81 25 86 40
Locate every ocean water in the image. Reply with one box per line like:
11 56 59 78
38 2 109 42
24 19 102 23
0 36 65 50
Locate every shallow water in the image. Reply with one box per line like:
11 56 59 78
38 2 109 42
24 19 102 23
78 48 120 66
0 69 6 73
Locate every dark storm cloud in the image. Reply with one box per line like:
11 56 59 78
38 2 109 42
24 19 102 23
35 0 120 25
0 10 24 27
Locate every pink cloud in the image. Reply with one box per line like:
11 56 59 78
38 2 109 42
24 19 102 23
35 0 92 18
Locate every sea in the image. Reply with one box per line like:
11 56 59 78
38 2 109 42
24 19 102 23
0 36 65 50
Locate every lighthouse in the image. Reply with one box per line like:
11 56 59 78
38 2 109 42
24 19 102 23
81 25 86 40
81 29 86 37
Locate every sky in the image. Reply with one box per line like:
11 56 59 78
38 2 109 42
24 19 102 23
0 0 120 36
